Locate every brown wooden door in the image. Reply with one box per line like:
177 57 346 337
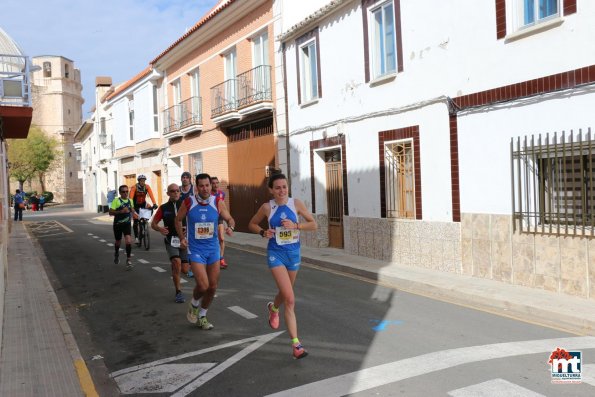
124 174 136 190
153 170 162 205
227 118 275 232
325 153 344 248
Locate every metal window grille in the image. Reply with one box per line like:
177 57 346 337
385 140 415 218
511 128 595 236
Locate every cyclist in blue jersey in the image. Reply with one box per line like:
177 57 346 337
248 173 317 359
109 185 139 270
175 173 236 330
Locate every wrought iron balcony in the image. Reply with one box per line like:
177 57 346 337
237 65 272 109
210 78 238 118
162 96 202 136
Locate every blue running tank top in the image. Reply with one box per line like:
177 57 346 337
267 198 300 251
184 195 220 255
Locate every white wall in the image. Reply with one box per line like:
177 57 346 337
458 89 595 215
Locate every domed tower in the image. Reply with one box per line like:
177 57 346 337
30 55 84 203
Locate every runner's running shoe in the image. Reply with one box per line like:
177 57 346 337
198 316 214 330
126 259 133 270
267 302 280 329
219 258 227 269
187 304 199 324
187 270 193 278
293 343 308 359
175 292 185 303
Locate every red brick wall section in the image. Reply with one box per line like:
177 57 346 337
564 0 577 15
453 65 595 109
378 126 422 220
495 0 507 39
449 115 460 222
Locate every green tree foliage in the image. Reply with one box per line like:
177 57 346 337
7 125 60 191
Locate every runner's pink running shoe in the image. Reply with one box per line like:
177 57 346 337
267 302 279 329
292 343 308 359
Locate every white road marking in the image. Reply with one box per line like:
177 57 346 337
265 336 595 397
107 243 114 246
180 278 188 284
88 233 93 235
583 364 595 386
138 259 149 264
152 267 166 273
228 306 258 319
448 379 545 396
99 239 106 242
111 332 284 395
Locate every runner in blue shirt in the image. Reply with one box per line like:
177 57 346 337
248 173 317 359
175 173 236 330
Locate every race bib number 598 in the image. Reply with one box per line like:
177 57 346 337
194 222 215 239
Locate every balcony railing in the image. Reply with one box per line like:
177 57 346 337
162 96 202 135
0 54 32 107
237 65 272 108
211 79 238 118
179 96 202 129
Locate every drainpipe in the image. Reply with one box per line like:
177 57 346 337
282 42 291 192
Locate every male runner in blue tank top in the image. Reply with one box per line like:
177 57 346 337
248 173 317 359
175 173 236 330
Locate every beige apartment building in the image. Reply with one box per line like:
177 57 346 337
151 0 279 231
26 55 83 203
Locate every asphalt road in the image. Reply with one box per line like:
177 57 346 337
25 208 595 396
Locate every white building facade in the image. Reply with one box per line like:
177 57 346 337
107 68 167 205
278 0 595 299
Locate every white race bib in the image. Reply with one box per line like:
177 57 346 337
194 222 215 239
170 236 180 248
275 227 300 245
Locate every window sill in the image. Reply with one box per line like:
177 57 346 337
369 72 397 87
300 98 319 108
504 17 564 43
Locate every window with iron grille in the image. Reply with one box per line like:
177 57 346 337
384 139 415 219
227 118 273 142
511 129 595 236
189 152 203 177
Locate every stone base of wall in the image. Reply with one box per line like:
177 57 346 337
301 214 329 248
342 215 462 273
462 213 594 299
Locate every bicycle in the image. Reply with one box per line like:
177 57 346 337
137 207 153 250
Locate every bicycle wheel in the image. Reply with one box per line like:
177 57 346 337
143 221 150 250
137 221 144 247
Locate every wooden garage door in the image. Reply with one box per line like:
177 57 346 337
227 118 275 232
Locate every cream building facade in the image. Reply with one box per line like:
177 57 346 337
28 55 83 203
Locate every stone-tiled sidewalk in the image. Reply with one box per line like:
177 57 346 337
0 221 89 396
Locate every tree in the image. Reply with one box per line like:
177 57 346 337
7 125 60 191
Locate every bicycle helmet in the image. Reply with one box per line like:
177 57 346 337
137 174 147 181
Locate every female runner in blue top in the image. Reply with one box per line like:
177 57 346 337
249 173 317 359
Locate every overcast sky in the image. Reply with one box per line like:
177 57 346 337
0 0 219 114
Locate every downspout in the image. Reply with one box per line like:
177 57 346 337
282 42 291 191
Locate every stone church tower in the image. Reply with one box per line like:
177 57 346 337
29 55 83 203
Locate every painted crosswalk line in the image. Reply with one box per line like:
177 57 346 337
152 267 167 273
448 379 545 396
228 306 258 319
138 259 149 264
110 331 284 395
265 336 595 397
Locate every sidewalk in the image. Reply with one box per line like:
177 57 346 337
0 221 95 396
1 220 594 396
